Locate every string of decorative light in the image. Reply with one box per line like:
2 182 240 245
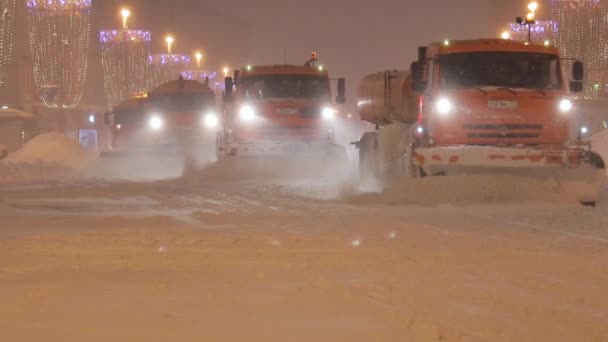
508 20 557 43
180 51 223 93
99 8 152 108
149 35 191 88
552 0 608 98
0 0 16 88
26 0 92 108
181 70 223 93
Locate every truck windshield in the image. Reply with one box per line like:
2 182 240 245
439 52 561 90
240 75 330 100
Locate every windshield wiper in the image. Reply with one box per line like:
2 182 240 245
497 87 518 95
534 89 548 96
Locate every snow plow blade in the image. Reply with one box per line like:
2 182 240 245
413 146 606 205
220 141 348 162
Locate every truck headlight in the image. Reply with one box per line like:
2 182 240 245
580 126 589 135
559 99 573 113
322 107 335 120
435 98 453 116
204 112 219 128
149 115 163 130
239 105 256 123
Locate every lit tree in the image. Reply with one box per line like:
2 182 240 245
180 51 223 93
0 0 16 88
552 0 608 98
26 0 92 108
149 35 190 88
99 8 151 108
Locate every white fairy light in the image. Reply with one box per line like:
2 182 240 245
0 0 16 88
26 0 92 108
149 53 191 88
99 9 151 108
552 0 608 98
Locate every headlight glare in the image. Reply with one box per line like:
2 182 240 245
149 116 163 130
239 105 256 123
436 98 453 115
204 112 219 128
322 107 335 120
559 99 573 113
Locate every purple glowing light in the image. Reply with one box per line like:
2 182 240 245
26 0 92 10
99 30 152 44
149 54 191 65
181 70 218 81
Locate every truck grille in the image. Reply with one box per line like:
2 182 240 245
465 124 543 139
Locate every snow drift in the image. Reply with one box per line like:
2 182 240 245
0 133 94 184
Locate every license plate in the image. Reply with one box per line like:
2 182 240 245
488 100 518 110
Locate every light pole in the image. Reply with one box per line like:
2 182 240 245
166 35 174 54
516 2 538 43
120 8 130 29
195 51 203 69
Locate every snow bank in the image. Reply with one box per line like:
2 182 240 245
4 133 91 169
0 133 94 184
592 129 608 176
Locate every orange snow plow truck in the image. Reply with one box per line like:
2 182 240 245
103 77 220 168
356 39 605 205
217 54 347 161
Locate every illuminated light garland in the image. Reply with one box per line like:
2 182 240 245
26 0 92 108
508 20 557 43
552 0 608 98
180 70 224 93
0 0 15 88
148 53 191 88
99 29 152 108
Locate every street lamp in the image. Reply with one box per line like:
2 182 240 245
516 2 538 43
120 8 131 29
223 67 230 77
166 35 174 54
195 51 203 68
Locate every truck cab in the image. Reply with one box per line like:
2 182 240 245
218 54 347 159
412 39 582 149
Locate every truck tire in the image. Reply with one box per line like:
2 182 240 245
359 132 381 182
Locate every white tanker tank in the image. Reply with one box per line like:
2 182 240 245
356 70 419 125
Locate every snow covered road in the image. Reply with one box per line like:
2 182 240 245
1 172 608 341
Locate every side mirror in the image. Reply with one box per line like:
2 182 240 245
233 70 240 84
224 77 233 102
336 78 346 104
410 61 427 92
103 112 111 125
569 81 583 93
573 61 584 81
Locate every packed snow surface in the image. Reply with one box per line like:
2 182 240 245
0 169 607 341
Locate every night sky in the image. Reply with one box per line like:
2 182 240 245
89 0 548 107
